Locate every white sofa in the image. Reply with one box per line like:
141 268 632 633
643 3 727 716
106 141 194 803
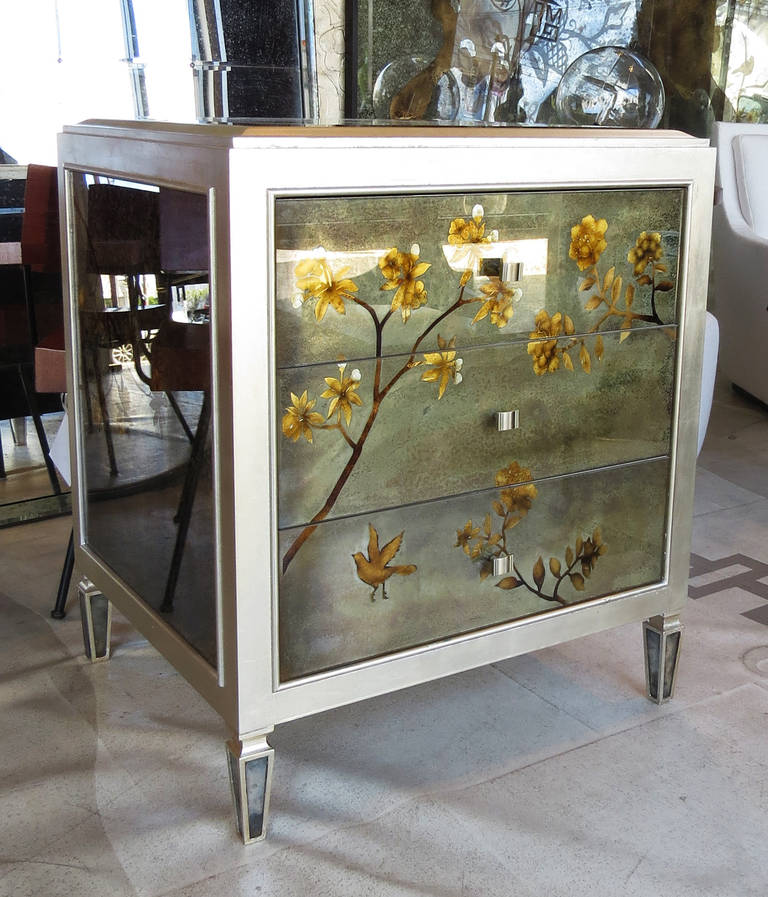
711 122 768 407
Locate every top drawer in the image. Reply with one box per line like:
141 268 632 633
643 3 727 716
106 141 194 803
274 186 684 369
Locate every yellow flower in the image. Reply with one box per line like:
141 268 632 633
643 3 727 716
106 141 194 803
569 214 608 270
295 258 358 322
420 334 462 400
448 217 487 245
472 278 521 328
527 310 564 375
379 248 431 322
627 231 663 275
455 520 480 556
580 528 607 578
320 367 363 425
495 461 538 517
448 204 492 245
282 390 324 443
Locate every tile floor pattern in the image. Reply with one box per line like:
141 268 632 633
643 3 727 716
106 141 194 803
2 375 768 897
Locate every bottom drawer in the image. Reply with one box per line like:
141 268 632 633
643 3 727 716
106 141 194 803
278 458 670 682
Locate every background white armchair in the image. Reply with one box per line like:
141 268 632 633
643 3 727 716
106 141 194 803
711 122 768 406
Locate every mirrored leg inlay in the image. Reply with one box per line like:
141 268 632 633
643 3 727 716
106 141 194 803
643 613 682 703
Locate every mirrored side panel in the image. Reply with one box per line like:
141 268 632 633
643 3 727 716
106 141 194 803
68 173 217 666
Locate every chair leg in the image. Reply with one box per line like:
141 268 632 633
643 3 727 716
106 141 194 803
51 529 75 619
161 392 211 613
17 363 62 495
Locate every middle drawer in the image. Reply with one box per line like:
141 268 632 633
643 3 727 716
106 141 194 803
277 324 676 528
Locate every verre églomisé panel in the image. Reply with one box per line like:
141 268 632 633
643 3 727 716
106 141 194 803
274 187 684 368
276 324 676 528
278 456 669 681
70 173 217 666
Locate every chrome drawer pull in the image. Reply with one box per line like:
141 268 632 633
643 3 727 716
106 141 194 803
493 554 513 576
502 260 523 283
496 410 520 431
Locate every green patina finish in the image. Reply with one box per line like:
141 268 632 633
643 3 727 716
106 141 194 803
274 187 682 681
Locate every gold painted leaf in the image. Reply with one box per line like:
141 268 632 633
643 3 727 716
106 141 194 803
654 263 668 273
603 267 615 292
570 572 586 591
483 513 492 537
460 268 472 287
563 351 574 372
611 275 623 304
593 526 602 544
565 546 574 567
480 565 491 581
503 511 524 531
594 334 604 361
620 316 632 343
564 314 575 335
579 276 596 292
636 274 651 286
493 500 505 517
585 294 602 311
625 283 635 308
496 577 522 590
656 280 674 292
579 342 591 373
533 556 545 591
549 557 561 577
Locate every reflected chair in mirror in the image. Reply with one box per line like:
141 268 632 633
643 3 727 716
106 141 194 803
0 164 64 497
152 187 211 613
81 181 165 477
711 122 768 406
35 327 74 618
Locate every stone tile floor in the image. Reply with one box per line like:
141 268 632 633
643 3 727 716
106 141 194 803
1 376 768 896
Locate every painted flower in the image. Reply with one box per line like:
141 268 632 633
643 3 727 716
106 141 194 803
445 205 498 274
627 231 663 276
420 334 463 400
295 258 358 322
379 247 431 322
495 461 538 517
320 364 363 425
569 214 608 271
580 528 607 577
455 520 481 556
527 310 564 375
282 390 324 443
472 278 521 328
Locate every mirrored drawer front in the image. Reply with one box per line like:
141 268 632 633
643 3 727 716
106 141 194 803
277 457 669 682
277 325 676 528
274 187 683 369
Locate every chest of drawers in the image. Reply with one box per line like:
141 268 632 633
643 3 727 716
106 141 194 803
59 122 715 843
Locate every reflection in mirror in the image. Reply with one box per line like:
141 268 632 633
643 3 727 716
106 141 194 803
71 174 216 666
1 163 70 526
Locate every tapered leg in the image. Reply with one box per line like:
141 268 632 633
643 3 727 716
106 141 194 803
78 578 112 662
226 732 274 844
643 614 682 703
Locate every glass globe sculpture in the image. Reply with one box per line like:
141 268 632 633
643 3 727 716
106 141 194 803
373 56 460 121
555 46 665 129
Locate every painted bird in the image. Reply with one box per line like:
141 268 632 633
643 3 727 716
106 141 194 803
353 524 417 601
